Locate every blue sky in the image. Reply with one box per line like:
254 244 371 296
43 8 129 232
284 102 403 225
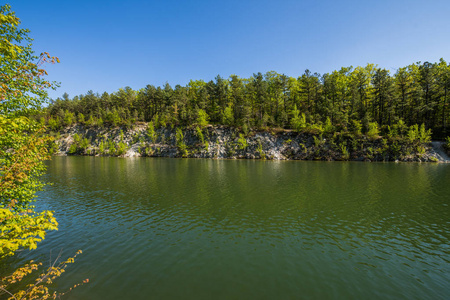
6 0 450 99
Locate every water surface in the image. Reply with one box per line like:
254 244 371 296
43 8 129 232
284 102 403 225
5 157 450 299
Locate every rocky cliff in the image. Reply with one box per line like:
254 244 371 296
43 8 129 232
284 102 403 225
52 124 445 162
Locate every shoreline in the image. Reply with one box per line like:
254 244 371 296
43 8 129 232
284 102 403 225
50 124 448 163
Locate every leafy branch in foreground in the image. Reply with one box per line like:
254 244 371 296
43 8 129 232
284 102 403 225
0 2 59 256
0 250 88 300
1 3 87 298
0 209 58 258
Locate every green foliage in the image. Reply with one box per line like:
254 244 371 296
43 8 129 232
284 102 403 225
367 122 379 140
106 109 121 126
0 209 58 258
77 113 85 124
299 143 307 154
99 140 106 154
407 124 419 143
0 6 89 297
48 117 59 131
387 125 398 140
313 135 321 148
195 126 205 145
68 134 90 155
324 117 334 134
237 133 248 150
404 123 432 144
196 109 209 128
306 123 324 135
86 114 96 126
0 115 52 215
416 145 426 155
0 5 59 115
223 106 234 125
132 132 140 144
225 141 236 157
256 140 265 159
419 123 432 143
63 110 75 126
176 128 184 144
176 128 188 157
116 141 128 156
41 59 450 145
145 145 155 156
147 121 157 143
290 105 306 132
367 147 374 159
153 113 161 128
157 113 168 128
340 143 349 160
0 4 59 258
261 113 271 129
108 140 116 155
390 141 401 158
242 123 249 136
80 137 90 151
396 119 408 136
68 143 77 154
73 133 81 144
350 120 362 136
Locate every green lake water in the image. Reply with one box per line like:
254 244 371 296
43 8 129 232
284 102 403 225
4 157 450 299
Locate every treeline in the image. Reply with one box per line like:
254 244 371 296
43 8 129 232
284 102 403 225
42 59 450 138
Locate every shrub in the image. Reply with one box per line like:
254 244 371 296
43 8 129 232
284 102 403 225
223 106 234 126
419 123 432 143
313 135 321 148
196 109 210 128
77 113 85 124
350 120 362 136
290 106 306 132
98 140 106 154
387 125 398 140
340 144 349 160
237 133 248 150
108 140 116 156
97 117 104 127
256 140 265 159
195 126 205 145
367 122 379 140
445 136 450 150
68 143 78 154
85 115 96 127
242 123 249 136
80 138 90 151
63 110 75 126
117 141 128 156
176 128 188 157
48 117 59 131
147 121 157 143
407 124 419 143
324 117 334 134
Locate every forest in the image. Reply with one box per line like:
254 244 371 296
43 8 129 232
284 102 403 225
41 60 450 140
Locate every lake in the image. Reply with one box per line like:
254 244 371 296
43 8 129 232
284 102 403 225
4 157 450 299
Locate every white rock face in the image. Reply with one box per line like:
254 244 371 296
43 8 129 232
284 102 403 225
53 124 446 162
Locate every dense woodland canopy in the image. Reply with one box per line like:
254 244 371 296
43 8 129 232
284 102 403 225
43 59 450 138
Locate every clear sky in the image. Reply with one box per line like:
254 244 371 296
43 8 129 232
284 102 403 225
6 0 450 99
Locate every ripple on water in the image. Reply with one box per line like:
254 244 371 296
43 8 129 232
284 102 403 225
5 157 449 300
